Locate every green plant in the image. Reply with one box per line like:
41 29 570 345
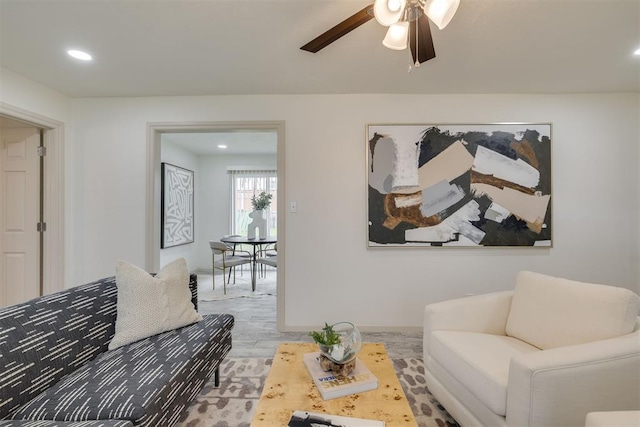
251 191 273 211
308 323 341 346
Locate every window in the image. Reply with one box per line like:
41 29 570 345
228 169 277 237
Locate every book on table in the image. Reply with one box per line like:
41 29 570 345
287 410 385 426
302 352 378 400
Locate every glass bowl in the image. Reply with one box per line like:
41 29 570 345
317 322 362 364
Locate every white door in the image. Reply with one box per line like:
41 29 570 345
0 127 40 307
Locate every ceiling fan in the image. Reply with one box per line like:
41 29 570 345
301 0 460 66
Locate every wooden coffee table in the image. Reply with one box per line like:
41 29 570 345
251 342 418 426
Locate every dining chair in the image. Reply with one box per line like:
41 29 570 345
256 242 277 278
209 241 253 294
222 234 252 280
257 244 277 269
257 255 277 269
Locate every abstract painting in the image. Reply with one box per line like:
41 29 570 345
161 163 194 248
367 124 552 247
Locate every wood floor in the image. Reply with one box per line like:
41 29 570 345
197 269 423 359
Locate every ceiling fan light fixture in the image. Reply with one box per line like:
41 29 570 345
374 0 407 26
423 0 460 30
382 21 409 50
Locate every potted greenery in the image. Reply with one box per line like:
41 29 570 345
251 191 273 211
309 322 362 374
247 192 272 239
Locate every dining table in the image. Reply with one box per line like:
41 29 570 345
220 235 277 292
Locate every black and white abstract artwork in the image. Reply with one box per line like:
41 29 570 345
162 163 194 248
367 124 552 247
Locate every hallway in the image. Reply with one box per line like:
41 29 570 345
197 269 423 359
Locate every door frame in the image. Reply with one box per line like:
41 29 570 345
146 121 286 330
0 102 65 295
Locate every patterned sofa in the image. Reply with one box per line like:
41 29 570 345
0 274 234 427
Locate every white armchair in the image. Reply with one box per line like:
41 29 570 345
423 271 640 427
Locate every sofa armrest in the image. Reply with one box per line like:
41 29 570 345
423 291 513 360
189 273 198 311
506 331 640 427
586 411 640 427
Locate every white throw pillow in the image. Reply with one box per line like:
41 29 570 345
159 257 203 331
108 258 202 350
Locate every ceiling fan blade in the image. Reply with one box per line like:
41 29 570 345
301 4 375 53
409 14 436 64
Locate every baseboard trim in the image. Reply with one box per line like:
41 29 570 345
281 325 422 333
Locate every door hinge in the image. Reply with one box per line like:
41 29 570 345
37 146 47 157
37 222 47 232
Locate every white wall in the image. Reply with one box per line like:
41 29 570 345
159 138 199 270
196 154 276 272
4 69 636 330
67 93 639 330
0 67 71 121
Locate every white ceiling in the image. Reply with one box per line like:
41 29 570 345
162 130 277 155
1 0 638 98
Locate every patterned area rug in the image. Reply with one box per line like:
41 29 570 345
177 357 459 427
197 272 276 301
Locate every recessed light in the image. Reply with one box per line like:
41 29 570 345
218 144 227 149
634 48 640 56
67 50 92 61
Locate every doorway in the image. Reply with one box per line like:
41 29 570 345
0 104 65 303
146 121 285 329
0 117 41 306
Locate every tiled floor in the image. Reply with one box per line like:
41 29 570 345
197 270 423 359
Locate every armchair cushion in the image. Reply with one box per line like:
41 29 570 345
506 271 640 349
423 290 513 358
431 331 539 415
